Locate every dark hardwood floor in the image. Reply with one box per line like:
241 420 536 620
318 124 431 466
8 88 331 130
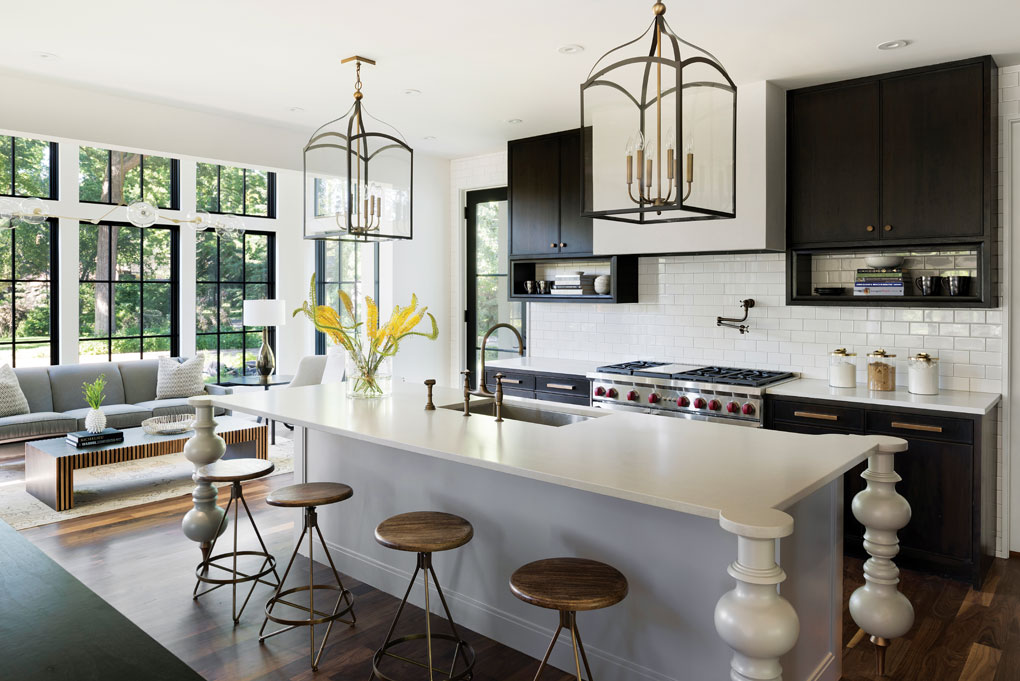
17 471 1020 681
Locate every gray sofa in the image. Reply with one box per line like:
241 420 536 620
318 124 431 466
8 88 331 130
1 358 231 443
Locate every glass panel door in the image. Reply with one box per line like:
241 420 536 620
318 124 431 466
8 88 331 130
465 188 524 389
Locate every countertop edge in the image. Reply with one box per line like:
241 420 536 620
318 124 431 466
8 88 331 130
766 378 1001 415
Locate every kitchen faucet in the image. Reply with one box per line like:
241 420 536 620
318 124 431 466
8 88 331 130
469 323 525 397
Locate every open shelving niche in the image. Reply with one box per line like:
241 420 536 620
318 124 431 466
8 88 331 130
509 255 638 304
787 243 991 307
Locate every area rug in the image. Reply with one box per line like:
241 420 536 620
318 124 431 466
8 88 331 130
0 436 293 530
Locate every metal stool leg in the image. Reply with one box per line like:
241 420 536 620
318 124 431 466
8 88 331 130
532 617 564 681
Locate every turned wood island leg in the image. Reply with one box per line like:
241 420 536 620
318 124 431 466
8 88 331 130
182 397 228 562
715 507 800 681
850 436 914 675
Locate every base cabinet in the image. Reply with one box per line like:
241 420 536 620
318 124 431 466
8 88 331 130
766 395 994 588
484 368 591 406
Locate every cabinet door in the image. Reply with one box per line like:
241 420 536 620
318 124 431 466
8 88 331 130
787 83 881 247
881 63 985 240
558 130 593 255
509 137 561 256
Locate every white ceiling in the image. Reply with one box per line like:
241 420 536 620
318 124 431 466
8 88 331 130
2 0 1019 159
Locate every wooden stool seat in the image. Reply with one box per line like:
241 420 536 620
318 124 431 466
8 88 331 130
196 458 275 483
374 511 474 553
510 558 628 612
266 482 353 508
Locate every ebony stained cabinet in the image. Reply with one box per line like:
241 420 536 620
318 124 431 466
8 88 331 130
483 367 590 406
766 395 995 588
787 56 995 249
509 129 593 258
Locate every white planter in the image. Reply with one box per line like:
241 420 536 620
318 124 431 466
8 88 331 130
84 408 107 433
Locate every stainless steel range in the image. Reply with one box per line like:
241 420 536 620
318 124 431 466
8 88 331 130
587 361 796 428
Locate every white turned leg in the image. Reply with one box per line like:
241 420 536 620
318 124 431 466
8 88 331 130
715 508 799 681
849 436 913 675
182 397 228 559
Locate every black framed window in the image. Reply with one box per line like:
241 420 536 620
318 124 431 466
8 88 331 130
79 146 179 209
0 218 58 366
0 134 58 199
78 222 179 362
465 187 524 388
196 163 275 218
196 230 276 383
314 240 379 355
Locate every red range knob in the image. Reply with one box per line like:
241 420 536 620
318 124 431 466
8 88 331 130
693 397 707 409
594 386 606 397
708 399 722 411
606 388 618 399
678 396 690 407
741 403 755 415
626 390 639 402
648 393 660 404
726 401 739 414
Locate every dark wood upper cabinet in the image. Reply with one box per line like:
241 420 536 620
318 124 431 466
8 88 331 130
509 129 593 258
881 63 986 241
787 56 995 250
788 83 881 245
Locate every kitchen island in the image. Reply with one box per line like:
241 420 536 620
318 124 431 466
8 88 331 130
191 382 913 681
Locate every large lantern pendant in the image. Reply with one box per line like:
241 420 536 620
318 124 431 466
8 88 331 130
581 2 736 224
304 56 413 242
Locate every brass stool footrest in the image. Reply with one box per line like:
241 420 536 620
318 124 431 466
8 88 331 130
372 632 476 681
262 584 356 629
194 550 278 587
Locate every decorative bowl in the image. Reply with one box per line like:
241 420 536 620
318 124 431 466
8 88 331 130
864 255 904 268
141 414 196 435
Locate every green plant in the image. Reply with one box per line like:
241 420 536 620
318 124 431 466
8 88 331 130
82 374 107 410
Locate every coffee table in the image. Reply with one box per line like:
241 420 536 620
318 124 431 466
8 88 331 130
24 416 268 511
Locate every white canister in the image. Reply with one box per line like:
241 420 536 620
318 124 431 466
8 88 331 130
907 353 939 395
828 348 857 388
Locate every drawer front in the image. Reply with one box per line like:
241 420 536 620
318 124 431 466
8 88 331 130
533 374 589 396
770 399 864 432
535 391 590 407
484 370 536 392
502 387 536 400
866 410 973 444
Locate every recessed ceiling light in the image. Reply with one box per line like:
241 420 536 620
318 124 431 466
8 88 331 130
36 51 59 60
877 39 911 51
558 44 585 55
423 135 437 141
288 106 305 113
507 118 523 125
403 88 422 96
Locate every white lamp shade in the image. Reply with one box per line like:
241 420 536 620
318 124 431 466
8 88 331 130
243 299 287 327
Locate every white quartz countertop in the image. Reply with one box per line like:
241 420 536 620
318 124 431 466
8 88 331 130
205 383 890 535
767 378 1001 415
485 356 604 376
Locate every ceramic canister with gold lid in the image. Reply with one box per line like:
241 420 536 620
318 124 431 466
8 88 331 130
907 353 939 395
866 349 897 391
829 348 857 388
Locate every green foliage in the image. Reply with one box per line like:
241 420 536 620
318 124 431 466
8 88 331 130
82 374 107 410
0 135 52 198
78 147 174 208
195 163 270 217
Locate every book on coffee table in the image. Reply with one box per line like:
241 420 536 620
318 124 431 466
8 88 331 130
66 428 124 448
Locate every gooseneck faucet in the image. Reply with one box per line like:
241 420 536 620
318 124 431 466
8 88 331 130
470 323 525 398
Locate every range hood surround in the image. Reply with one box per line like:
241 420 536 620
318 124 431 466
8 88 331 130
592 81 785 255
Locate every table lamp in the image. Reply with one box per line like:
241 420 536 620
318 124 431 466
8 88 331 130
243 299 286 379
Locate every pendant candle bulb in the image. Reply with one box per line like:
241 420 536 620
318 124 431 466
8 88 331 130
580 2 736 224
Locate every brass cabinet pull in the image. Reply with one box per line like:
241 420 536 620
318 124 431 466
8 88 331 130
550 242 557 248
546 383 575 390
884 224 893 232
891 421 942 433
559 242 567 248
866 225 875 232
793 411 839 421
500 378 522 385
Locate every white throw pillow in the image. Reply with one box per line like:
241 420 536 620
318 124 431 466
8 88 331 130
156 356 206 399
322 348 345 385
0 364 30 417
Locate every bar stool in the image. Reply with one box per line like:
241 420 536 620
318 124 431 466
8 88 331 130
258 482 357 671
192 458 280 624
372 511 477 681
510 558 628 681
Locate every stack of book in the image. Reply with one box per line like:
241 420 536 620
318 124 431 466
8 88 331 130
66 428 124 448
552 273 598 295
853 268 905 297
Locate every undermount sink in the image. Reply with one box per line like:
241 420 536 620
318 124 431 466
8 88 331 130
440 400 602 427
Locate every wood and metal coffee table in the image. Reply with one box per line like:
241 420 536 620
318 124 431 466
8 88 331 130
25 416 268 511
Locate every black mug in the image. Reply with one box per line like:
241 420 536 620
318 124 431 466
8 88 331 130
914 276 939 296
941 275 969 297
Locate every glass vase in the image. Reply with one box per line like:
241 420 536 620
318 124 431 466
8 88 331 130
346 353 392 399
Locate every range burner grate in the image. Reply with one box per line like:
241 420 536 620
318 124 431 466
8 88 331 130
595 360 670 375
670 366 794 387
